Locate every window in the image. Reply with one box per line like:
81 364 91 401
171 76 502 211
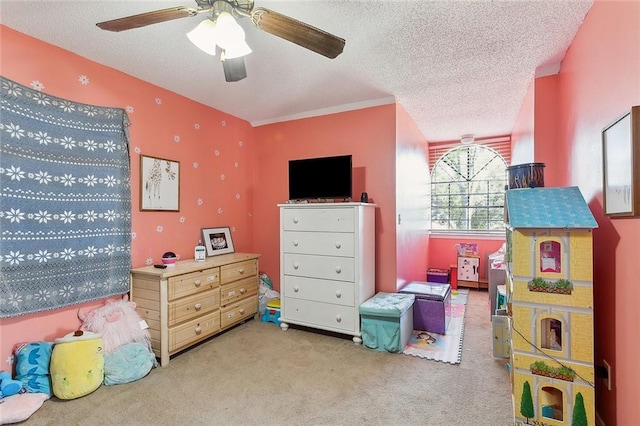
541 318 563 351
541 386 564 421
540 240 561 273
430 142 508 233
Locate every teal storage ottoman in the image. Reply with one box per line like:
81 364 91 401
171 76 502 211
359 292 415 353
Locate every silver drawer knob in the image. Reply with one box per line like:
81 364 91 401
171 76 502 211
293 240 299 247
293 218 299 224
194 280 201 287
335 242 341 249
195 326 202 335
293 285 299 292
335 266 341 274
194 303 202 310
335 314 342 323
239 308 245 314
335 291 342 298
239 288 246 294
238 268 245 275
293 263 299 270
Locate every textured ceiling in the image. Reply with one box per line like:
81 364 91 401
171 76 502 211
0 0 593 142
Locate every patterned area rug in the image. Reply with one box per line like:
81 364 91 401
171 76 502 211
402 289 468 364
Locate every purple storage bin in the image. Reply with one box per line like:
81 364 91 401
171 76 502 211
399 281 451 335
426 267 450 284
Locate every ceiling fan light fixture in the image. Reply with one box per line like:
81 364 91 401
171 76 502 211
460 134 475 145
187 19 218 56
214 11 247 50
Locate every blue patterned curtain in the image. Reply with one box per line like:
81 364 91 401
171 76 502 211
0 77 132 318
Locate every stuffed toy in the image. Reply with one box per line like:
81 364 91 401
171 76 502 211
14 342 53 396
78 295 151 354
77 295 157 386
0 343 53 424
0 371 22 398
50 330 104 400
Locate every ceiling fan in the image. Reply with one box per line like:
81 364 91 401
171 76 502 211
96 0 346 82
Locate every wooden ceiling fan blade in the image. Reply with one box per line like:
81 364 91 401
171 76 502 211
96 7 201 32
249 7 345 59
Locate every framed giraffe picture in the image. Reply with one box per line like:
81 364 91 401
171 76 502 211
140 154 180 211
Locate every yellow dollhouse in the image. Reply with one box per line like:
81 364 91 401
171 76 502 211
505 187 597 426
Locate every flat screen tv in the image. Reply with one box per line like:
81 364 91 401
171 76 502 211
288 155 352 201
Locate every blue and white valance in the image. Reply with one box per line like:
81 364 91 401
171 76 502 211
0 77 132 318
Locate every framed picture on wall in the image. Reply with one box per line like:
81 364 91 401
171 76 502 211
201 226 235 257
140 155 180 211
602 105 640 217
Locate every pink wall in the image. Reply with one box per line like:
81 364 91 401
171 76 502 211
533 75 564 188
0 26 255 371
251 105 399 293
511 75 563 187
395 103 430 286
511 0 640 423
511 79 535 164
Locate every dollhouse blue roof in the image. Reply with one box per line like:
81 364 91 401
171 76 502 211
506 186 598 229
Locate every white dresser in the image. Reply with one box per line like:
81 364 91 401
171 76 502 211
278 203 376 343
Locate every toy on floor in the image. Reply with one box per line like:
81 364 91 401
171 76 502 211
14 341 53 396
0 392 49 424
50 330 104 400
78 295 157 386
78 294 151 354
0 371 22 398
258 273 280 316
261 299 281 325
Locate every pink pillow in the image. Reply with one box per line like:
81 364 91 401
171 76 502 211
0 392 49 424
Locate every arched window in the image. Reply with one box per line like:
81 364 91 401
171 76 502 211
541 386 564 421
430 144 507 232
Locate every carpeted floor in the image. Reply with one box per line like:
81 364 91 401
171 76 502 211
403 289 468 363
14 289 513 425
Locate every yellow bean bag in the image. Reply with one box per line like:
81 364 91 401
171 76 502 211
50 331 104 400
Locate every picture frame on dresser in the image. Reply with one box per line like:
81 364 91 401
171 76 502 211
201 226 235 256
602 105 640 217
140 154 180 211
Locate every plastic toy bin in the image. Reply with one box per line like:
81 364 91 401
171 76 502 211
359 292 415 353
426 267 450 284
399 282 451 335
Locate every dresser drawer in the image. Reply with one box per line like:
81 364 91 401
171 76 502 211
220 297 258 329
283 275 354 306
283 298 356 333
168 310 220 353
220 259 257 285
282 231 355 257
220 276 258 306
168 289 220 327
168 268 220 301
282 208 355 232
283 253 355 282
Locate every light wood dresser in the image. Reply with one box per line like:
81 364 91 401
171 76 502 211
278 203 376 343
130 253 260 366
